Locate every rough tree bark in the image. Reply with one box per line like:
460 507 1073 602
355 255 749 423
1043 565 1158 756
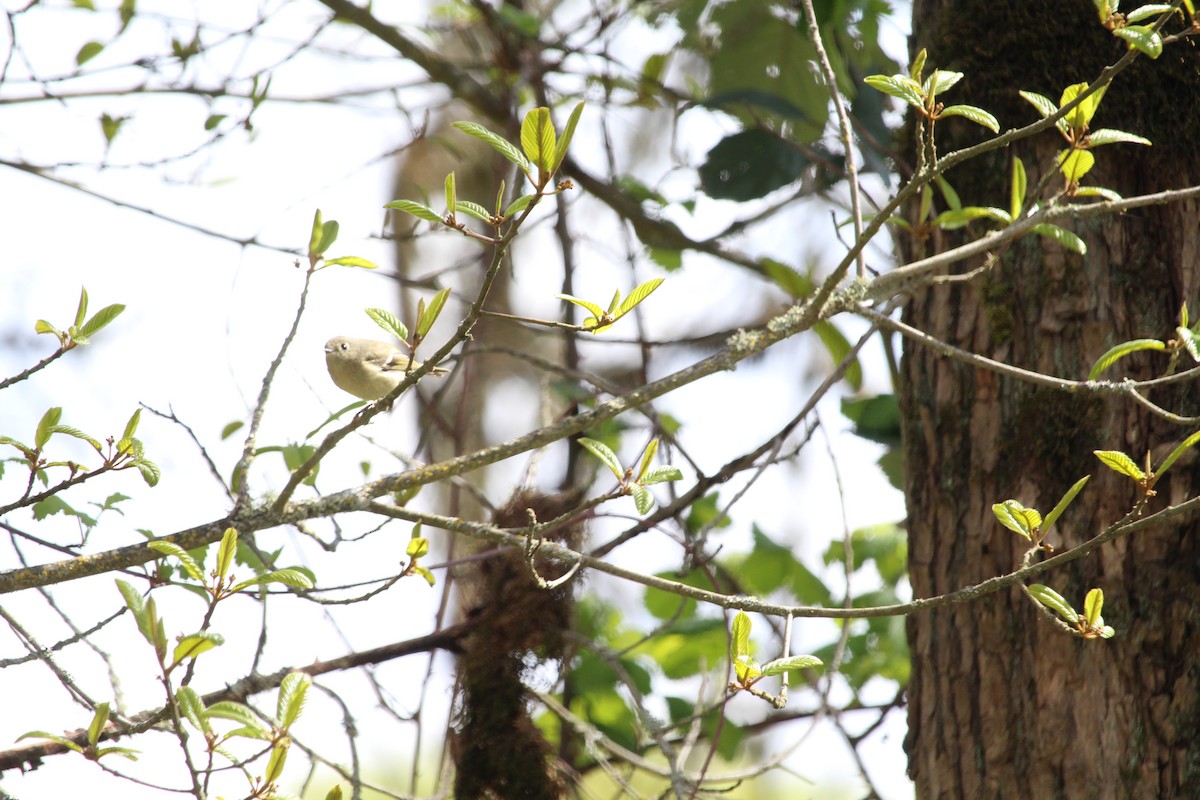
900 1 1200 798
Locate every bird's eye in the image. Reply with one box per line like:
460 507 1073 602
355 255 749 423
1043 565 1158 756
340 342 349 351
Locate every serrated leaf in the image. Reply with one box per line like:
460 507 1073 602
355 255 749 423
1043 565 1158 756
35 407 62 449
1154 429 1200 477
924 69 963 97
636 438 659 482
1072 186 1124 202
1094 449 1147 480
264 741 289 783
1087 128 1152 147
78 304 125 339
277 672 311 729
74 287 89 330
504 194 535 217
558 293 606 319
1018 90 1058 121
51 425 102 452
204 701 264 729
615 278 664 318
444 171 456 216
451 120 530 172
641 465 683 485
632 485 653 515
520 107 556 174
455 200 492 221
365 308 408 343
731 611 752 661
116 578 145 618
148 541 204 582
578 437 623 479
323 256 378 269
992 500 1040 539
176 686 208 732
1032 224 1087 255
551 101 585 172
230 568 315 593
1028 584 1079 623
1179 328 1200 362
1113 25 1162 57
1058 149 1095 182
864 74 924 108
1060 83 1106 130
87 702 110 746
136 459 161 487
172 632 224 666
932 206 1011 230
1010 157 1026 220
216 527 237 583
760 654 823 677
384 199 444 223
939 104 999 133
1087 338 1167 380
1084 587 1104 627
415 288 451 339
1042 475 1090 535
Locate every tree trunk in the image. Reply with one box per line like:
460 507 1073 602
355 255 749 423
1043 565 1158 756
900 2 1200 797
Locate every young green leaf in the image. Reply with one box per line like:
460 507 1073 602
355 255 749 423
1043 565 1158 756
216 527 238 583
384 199 444 223
415 288 451 339
760 654 824 677
557 293 605 319
1060 83 1106 131
136 459 161 487
171 632 225 666
455 200 492 222
324 256 378 270
148 541 204 582
1094 450 1147 481
1154 429 1200 477
1113 25 1162 57
407 535 429 558
1058 149 1095 183
1087 338 1167 380
1010 157 1027 220
578 437 623 479
1028 584 1079 623
864 74 924 108
451 120 530 172
1087 128 1151 147
636 438 660 483
616 278 664 317
1018 89 1059 124
77 303 125 341
366 308 409 344
923 69 963 97
641 465 684 486
731 610 752 661
277 672 311 729
632 484 654 515
1032 224 1087 255
520 107 556 174
992 500 1040 540
1041 475 1090 535
938 105 999 133
551 101 585 173
229 568 315 593
909 48 927 81
1083 587 1104 628
1072 186 1123 202
175 686 208 733
74 287 89 330
87 702 111 746
444 171 456 216
504 194 536 217
35 407 63 449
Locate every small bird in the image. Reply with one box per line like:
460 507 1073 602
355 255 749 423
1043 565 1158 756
324 336 449 401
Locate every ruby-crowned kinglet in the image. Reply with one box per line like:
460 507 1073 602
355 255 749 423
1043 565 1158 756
324 336 448 401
